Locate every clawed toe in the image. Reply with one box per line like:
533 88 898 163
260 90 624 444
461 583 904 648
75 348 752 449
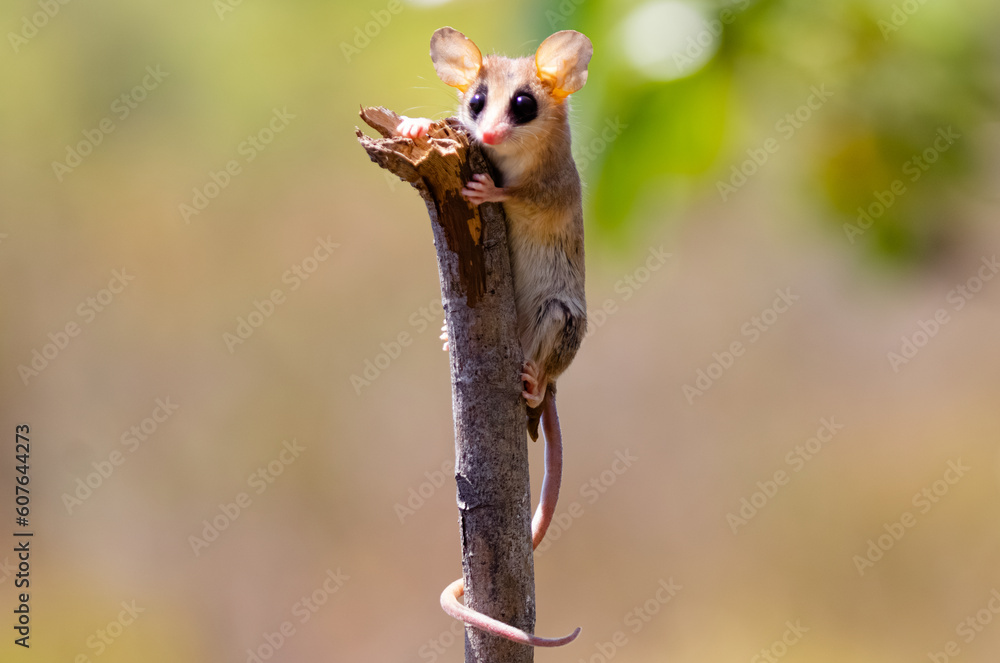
522 391 543 409
521 361 545 408
397 117 434 139
461 172 507 205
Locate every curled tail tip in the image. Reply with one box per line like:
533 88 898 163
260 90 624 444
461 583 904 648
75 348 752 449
441 578 580 648
530 626 581 647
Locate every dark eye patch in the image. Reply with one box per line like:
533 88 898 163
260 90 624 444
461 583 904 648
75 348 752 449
510 91 537 125
468 86 486 118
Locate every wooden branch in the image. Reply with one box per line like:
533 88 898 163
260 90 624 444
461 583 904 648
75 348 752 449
357 107 535 663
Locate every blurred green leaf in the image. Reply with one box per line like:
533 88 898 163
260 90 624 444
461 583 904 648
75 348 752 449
589 63 731 236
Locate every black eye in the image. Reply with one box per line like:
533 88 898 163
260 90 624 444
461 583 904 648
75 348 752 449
510 93 537 124
468 91 486 118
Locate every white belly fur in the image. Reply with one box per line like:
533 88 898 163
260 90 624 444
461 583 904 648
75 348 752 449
505 206 585 365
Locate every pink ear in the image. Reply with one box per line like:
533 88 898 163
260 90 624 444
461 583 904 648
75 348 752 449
430 27 483 92
535 31 593 101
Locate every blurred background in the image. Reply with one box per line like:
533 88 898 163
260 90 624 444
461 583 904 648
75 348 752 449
2 0 1000 661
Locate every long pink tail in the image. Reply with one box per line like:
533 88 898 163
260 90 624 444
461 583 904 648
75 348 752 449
440 392 580 646
531 393 562 549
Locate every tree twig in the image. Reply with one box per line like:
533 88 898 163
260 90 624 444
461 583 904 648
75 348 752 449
357 106 535 663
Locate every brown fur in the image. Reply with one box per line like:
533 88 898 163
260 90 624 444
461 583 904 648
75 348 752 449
453 54 588 398
422 27 593 648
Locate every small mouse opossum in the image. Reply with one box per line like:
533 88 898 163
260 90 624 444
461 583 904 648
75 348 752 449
397 27 592 647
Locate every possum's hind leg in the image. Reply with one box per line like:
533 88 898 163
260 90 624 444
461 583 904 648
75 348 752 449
524 298 585 386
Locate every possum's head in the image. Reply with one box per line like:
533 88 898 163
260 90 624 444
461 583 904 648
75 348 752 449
429 27 592 156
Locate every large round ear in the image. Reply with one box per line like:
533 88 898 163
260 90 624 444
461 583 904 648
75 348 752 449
535 31 593 101
430 27 483 93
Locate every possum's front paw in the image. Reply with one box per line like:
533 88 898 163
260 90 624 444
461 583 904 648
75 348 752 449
461 173 508 206
396 116 434 139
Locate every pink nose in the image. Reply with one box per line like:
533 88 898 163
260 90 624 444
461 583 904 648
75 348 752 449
481 129 506 145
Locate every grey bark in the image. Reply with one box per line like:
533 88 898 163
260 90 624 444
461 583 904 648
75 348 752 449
357 107 535 663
